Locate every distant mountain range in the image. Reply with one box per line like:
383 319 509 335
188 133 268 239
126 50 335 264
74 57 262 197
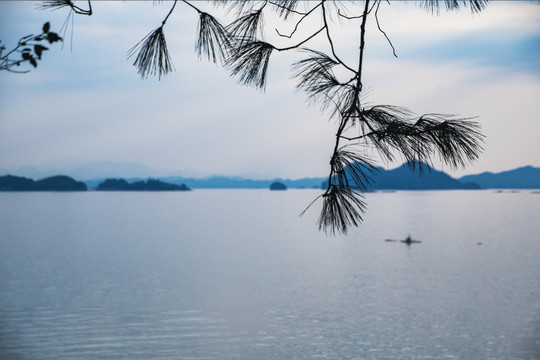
2 164 539 190
367 163 480 190
152 176 325 190
458 166 540 189
153 164 540 190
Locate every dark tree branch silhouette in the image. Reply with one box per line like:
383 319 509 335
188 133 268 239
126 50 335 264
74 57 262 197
31 0 493 234
0 22 62 73
38 0 92 16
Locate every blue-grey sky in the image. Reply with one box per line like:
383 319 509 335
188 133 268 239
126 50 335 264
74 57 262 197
1 1 539 179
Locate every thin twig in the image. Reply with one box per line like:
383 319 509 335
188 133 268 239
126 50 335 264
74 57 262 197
375 1 397 58
182 0 202 14
162 0 178 25
275 26 325 51
275 1 322 38
321 2 356 74
337 8 364 20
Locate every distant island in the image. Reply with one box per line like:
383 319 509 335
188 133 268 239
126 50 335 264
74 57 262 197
0 175 87 191
0 175 189 192
269 181 287 190
96 178 190 191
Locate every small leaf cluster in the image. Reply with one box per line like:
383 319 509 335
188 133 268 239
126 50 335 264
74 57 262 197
1 22 62 73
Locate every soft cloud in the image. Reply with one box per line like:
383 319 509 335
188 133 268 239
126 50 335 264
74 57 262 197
375 2 540 40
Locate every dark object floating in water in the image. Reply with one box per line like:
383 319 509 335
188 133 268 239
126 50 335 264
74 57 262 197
385 235 421 245
401 235 421 245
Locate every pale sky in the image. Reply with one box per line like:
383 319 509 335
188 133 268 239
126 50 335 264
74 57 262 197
1 1 539 179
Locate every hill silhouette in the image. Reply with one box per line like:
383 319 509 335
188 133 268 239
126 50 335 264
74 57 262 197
366 163 479 190
459 166 540 189
96 178 190 191
270 181 287 190
321 162 480 191
0 175 87 191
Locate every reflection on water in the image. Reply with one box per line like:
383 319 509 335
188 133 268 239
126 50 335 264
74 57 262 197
0 190 539 359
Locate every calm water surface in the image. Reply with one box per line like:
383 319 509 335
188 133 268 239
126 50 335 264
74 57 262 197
0 190 539 359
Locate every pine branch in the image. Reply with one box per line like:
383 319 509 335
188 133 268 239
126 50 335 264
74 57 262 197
318 186 366 235
127 26 174 80
38 0 92 15
226 9 264 44
359 106 484 171
360 105 414 128
196 12 232 63
292 49 344 108
38 0 72 11
330 146 379 192
126 0 178 79
226 40 275 90
412 115 484 168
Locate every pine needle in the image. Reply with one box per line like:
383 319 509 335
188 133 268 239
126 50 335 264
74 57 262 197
226 10 264 43
128 26 174 80
196 12 232 64
292 49 342 109
226 40 274 90
318 187 366 235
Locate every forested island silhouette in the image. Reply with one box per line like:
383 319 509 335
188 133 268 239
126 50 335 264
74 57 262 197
96 178 190 191
0 175 87 191
0 175 189 192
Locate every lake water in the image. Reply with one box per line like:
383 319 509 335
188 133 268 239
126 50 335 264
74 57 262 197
0 190 539 360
